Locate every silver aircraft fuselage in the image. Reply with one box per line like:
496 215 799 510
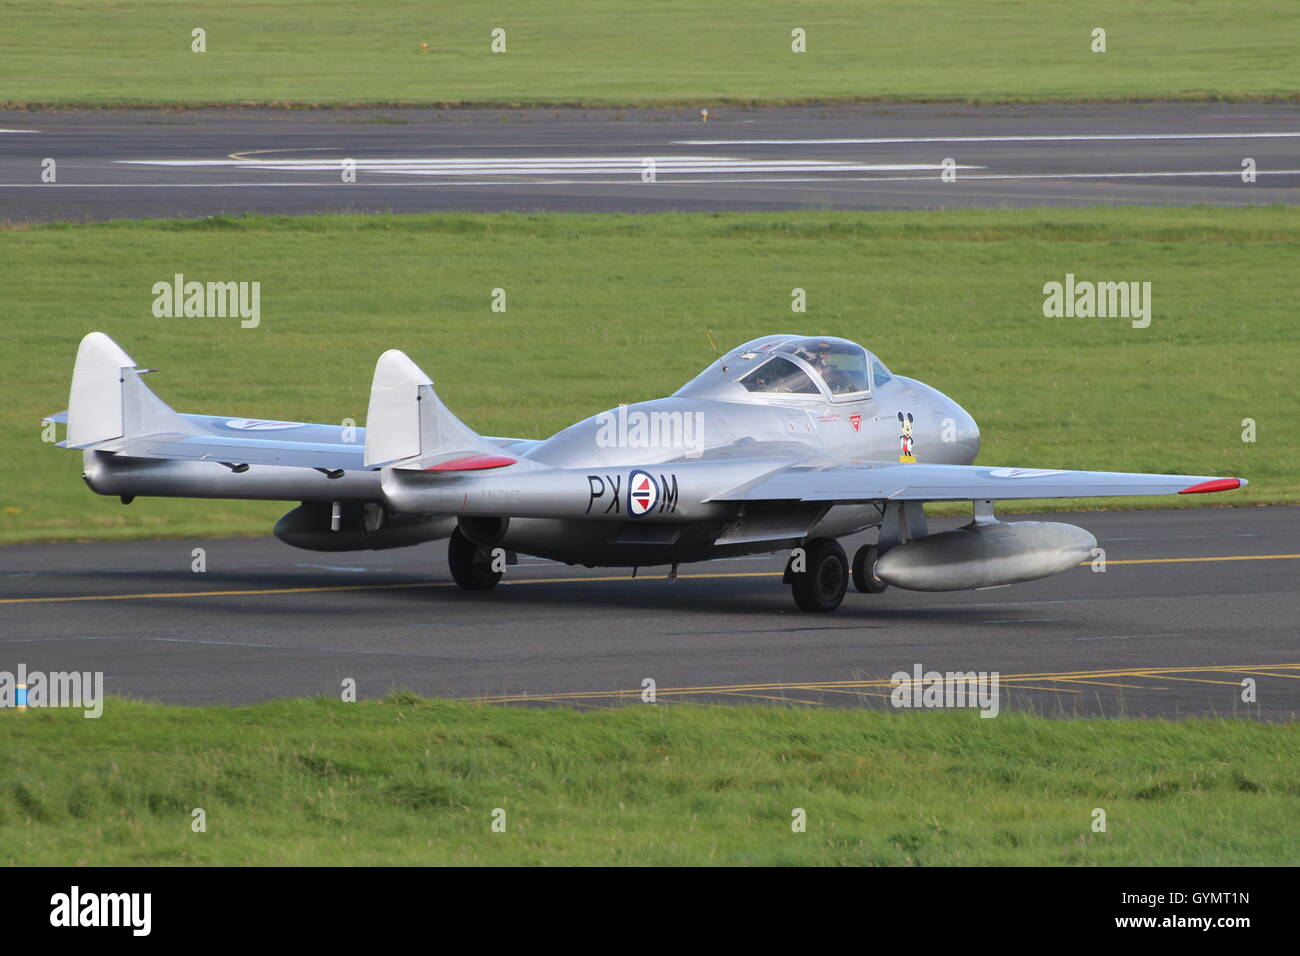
471 337 979 566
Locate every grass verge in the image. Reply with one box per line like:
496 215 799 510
2 697 1295 865
0 1 1296 108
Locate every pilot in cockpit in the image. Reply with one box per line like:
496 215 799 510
805 343 852 394
734 336 873 399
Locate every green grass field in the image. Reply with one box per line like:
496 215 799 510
0 0 1296 108
2 697 1294 865
2 207 1295 544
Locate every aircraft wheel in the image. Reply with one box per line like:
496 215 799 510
790 538 848 612
448 527 503 591
852 544 889 593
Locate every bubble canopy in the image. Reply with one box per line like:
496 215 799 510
677 334 890 404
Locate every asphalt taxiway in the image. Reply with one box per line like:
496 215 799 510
1 102 1297 221
1 506 1296 718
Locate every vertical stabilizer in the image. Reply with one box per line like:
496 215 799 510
67 332 136 447
363 349 501 468
65 332 190 448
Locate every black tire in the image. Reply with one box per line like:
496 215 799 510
448 527 503 591
852 544 890 593
790 538 848 612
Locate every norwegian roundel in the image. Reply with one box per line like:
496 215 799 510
986 468 1069 479
628 470 659 517
224 419 301 431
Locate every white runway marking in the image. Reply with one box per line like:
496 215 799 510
0 128 38 133
935 169 1300 181
117 156 984 177
4 169 1296 189
674 131 1300 146
1075 634 1180 641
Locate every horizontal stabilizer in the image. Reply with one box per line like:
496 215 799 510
56 334 535 476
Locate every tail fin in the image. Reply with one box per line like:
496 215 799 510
65 332 190 449
363 349 507 469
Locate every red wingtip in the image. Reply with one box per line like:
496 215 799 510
424 454 517 472
1178 478 1242 495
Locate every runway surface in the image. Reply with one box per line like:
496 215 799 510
1 506 1296 719
2 102 1297 221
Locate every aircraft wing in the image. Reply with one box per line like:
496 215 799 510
709 461 1245 503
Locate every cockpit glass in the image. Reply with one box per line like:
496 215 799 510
779 339 871 396
738 357 820 395
872 360 893 388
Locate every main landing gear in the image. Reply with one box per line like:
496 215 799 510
785 538 891 611
447 527 503 591
785 537 848 612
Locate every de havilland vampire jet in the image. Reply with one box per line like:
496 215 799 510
49 332 1245 612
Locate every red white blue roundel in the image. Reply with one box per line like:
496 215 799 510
224 419 301 431
628 470 659 516
986 468 1069 479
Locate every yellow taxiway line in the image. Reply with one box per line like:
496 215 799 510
465 663 1300 704
1104 554 1300 565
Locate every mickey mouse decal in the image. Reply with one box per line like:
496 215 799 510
897 411 917 463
